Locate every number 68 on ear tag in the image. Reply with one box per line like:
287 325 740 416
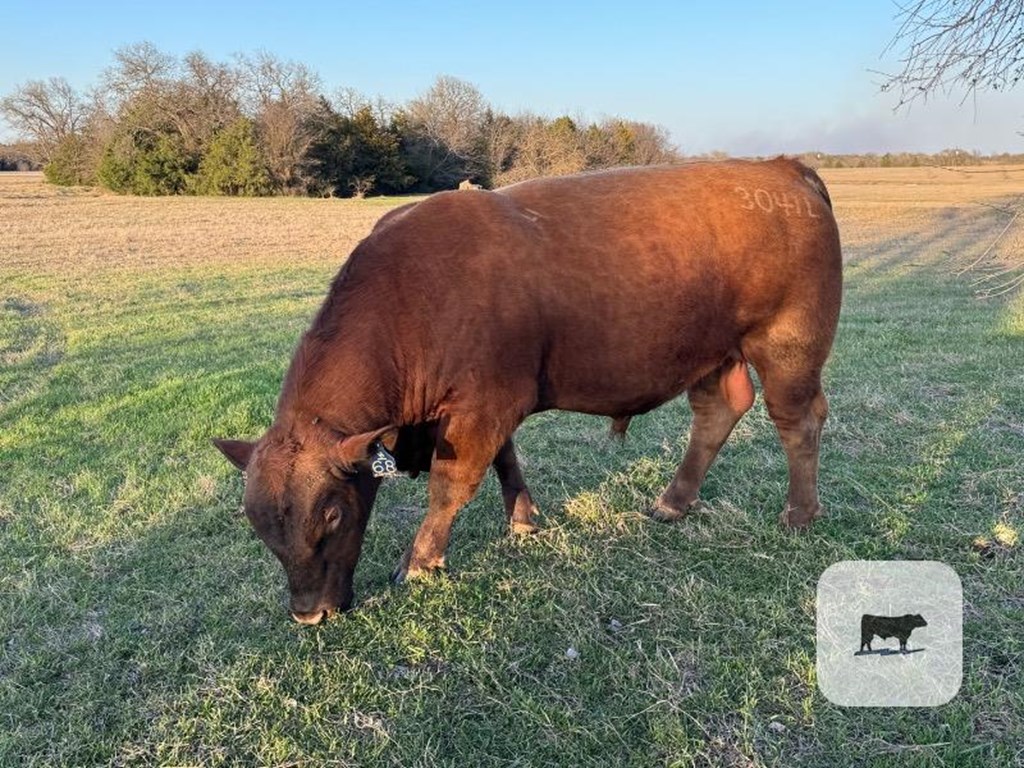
370 444 399 478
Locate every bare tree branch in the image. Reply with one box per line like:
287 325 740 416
952 193 1024 297
957 203 1021 273
101 41 176 107
882 0 1024 104
236 51 322 193
0 77 88 161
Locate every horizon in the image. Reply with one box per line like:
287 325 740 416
2 1 1023 156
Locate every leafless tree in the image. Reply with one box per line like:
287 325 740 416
406 75 486 154
237 51 321 192
98 45 243 159
237 51 318 105
501 115 586 184
0 142 39 170
882 0 1024 104
100 41 176 107
482 110 521 185
623 121 678 165
0 77 88 162
582 118 678 169
333 87 396 126
177 52 243 149
490 113 678 187
403 75 489 187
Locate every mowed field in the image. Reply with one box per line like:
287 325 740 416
1 166 1022 767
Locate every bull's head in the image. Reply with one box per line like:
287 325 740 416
213 422 394 624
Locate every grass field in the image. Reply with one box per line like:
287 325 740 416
1 166 1022 767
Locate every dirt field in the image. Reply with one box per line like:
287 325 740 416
821 165 1023 258
4 165 1021 274
1 172 411 277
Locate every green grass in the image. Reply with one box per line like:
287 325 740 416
1 192 1022 767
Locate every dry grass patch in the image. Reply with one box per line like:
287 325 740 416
1 172 420 280
821 166 1024 287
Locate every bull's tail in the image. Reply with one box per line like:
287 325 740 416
773 155 833 211
801 166 833 210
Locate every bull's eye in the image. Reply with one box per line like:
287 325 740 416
324 505 342 530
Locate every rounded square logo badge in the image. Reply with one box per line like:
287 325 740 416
816 560 962 707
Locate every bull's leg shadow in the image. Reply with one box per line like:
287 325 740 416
492 437 541 535
652 362 752 521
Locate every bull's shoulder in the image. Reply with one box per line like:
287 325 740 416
357 188 539 267
396 187 536 232
370 200 420 234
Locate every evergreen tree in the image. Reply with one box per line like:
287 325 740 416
194 118 272 196
98 128 196 195
43 135 96 186
302 99 410 197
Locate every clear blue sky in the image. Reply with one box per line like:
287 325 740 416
2 0 1021 154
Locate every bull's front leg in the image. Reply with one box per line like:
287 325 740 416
392 412 515 583
492 437 540 534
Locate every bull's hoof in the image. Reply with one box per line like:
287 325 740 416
649 496 692 522
391 555 445 585
510 518 540 535
509 500 541 535
779 503 822 529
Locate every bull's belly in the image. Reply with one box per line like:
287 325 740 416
544 389 683 420
539 351 720 418
530 290 744 418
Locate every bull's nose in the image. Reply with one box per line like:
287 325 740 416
290 608 329 626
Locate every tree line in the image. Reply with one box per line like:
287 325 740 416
6 140 1023 176
809 150 1024 168
0 43 678 196
0 144 36 171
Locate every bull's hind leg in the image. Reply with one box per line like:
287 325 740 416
751 352 829 529
652 360 754 521
493 438 540 534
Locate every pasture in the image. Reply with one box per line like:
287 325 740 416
1 166 1022 766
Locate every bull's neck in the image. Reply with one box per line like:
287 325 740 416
275 315 396 438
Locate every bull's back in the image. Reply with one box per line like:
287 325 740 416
363 158 840 420
498 159 841 414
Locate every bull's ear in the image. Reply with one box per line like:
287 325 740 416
332 426 398 471
213 438 256 471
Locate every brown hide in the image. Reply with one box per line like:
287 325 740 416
290 158 839 428
217 158 842 621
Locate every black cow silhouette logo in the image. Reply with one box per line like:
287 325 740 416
859 614 927 653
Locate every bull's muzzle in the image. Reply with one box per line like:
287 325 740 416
290 607 334 625
287 574 353 624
